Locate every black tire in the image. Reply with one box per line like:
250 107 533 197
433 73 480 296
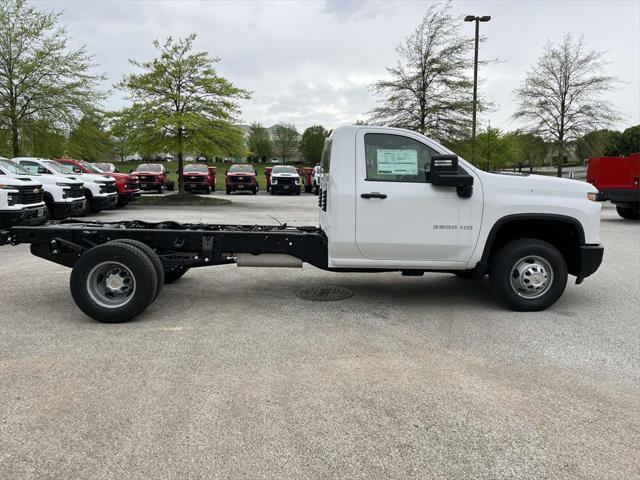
158 185 164 194
70 243 159 323
270 190 275 195
204 186 211 194
44 200 55 220
167 181 175 191
109 239 164 302
252 187 257 195
226 188 231 195
295 190 300 196
164 266 189 284
616 205 639 220
490 238 568 311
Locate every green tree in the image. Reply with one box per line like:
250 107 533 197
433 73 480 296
299 125 327 164
271 122 299 163
575 129 621 160
115 34 250 194
369 3 476 141
618 125 640 156
505 131 549 168
0 0 104 157
246 122 272 162
67 114 115 161
20 119 66 158
513 34 620 177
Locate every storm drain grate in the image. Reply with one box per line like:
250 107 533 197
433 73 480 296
296 286 353 302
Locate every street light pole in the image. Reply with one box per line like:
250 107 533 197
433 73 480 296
464 15 491 166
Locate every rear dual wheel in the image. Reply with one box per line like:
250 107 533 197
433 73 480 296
616 205 639 220
70 240 165 323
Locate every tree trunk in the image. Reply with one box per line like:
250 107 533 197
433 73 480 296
556 141 564 178
11 121 20 158
177 129 185 195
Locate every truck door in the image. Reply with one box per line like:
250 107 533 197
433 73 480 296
355 130 482 264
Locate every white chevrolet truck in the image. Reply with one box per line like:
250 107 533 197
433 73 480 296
0 158 86 219
0 175 46 228
15 157 117 214
0 126 603 323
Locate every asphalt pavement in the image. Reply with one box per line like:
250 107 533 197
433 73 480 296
1 195 638 479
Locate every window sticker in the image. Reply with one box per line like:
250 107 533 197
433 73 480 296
376 149 418 175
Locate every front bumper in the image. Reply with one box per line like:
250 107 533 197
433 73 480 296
227 183 256 191
576 244 604 281
597 189 640 205
0 204 47 228
117 190 142 203
271 184 300 194
91 193 118 211
185 182 211 191
54 199 86 219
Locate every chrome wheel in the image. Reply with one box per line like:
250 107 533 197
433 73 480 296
509 255 553 299
86 261 136 308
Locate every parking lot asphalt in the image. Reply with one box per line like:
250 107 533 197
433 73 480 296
1 197 639 479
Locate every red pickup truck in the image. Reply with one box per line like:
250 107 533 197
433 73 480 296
130 164 175 193
225 164 258 195
183 164 216 193
587 152 640 220
56 158 141 207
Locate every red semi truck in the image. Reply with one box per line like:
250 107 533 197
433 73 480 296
587 152 640 220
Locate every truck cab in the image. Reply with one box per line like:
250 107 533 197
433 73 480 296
15 158 117 213
130 164 174 193
270 165 301 195
56 158 141 207
183 164 216 193
225 164 258 195
0 158 86 219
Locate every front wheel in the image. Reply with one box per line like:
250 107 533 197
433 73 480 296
490 238 567 311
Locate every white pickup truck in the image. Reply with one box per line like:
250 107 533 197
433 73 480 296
0 158 86 219
0 126 603 322
0 176 46 228
15 157 117 213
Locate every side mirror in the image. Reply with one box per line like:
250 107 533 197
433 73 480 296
115 169 119 173
129 168 134 173
429 155 474 198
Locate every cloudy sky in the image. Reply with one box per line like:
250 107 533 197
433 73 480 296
35 0 640 133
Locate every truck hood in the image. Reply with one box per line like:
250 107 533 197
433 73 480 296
0 176 42 188
12 173 84 186
72 173 115 183
486 172 597 197
184 172 208 177
99 172 131 182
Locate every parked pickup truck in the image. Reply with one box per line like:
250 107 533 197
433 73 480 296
0 175 46 228
226 164 258 194
0 126 603 323
15 158 117 214
130 164 175 193
587 152 639 220
183 164 216 193
270 165 301 195
56 158 141 207
0 158 86 219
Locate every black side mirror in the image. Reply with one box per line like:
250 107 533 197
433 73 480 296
129 168 134 173
429 155 474 198
115 169 119 173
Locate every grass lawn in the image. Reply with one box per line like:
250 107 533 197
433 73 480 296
112 161 312 191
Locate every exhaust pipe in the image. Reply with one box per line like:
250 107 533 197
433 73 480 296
236 253 302 268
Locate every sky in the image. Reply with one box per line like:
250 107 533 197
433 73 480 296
35 0 640 133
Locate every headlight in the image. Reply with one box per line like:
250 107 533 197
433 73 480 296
0 184 18 190
271 179 277 184
295 180 300 185
587 192 598 202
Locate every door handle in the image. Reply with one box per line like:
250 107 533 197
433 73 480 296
361 192 387 199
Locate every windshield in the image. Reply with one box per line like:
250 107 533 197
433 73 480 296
272 166 298 175
136 164 162 172
0 158 33 175
184 164 208 173
43 160 75 175
229 165 254 174
79 161 104 173
94 163 113 172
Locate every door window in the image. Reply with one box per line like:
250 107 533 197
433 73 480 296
364 133 437 182
20 161 49 174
